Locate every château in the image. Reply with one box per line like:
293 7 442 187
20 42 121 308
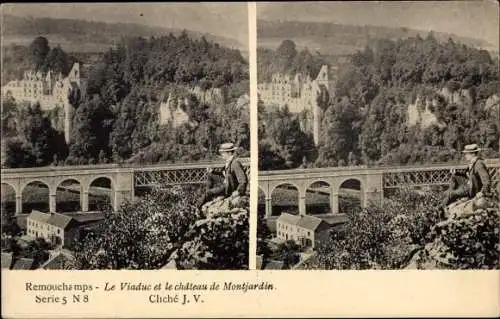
257 65 334 145
1 63 82 143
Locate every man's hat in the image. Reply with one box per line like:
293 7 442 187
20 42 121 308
219 142 238 153
462 144 481 153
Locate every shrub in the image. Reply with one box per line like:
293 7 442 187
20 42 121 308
422 208 500 269
301 188 443 269
73 186 249 270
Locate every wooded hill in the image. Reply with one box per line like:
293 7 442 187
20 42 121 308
258 20 498 56
2 14 245 52
258 35 499 170
2 33 249 168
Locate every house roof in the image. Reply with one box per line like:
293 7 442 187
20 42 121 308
12 257 35 270
277 213 300 225
277 213 326 231
264 260 284 270
1 252 13 269
296 215 324 231
41 253 73 270
28 210 51 223
161 260 177 269
29 211 77 229
70 212 105 223
47 213 75 229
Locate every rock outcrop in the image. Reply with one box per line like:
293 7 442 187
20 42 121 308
164 194 249 270
405 199 500 269
159 92 191 127
188 86 227 106
407 96 441 129
200 194 249 219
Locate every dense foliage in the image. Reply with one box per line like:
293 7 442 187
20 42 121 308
414 207 499 269
257 39 328 83
258 35 499 169
4 103 68 168
300 189 442 269
3 14 241 55
258 103 316 170
3 237 53 269
258 20 493 57
73 187 249 270
3 33 249 168
271 240 301 269
299 189 499 269
175 207 249 270
2 36 77 82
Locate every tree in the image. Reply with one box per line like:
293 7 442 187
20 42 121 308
1 96 18 137
273 240 300 269
45 45 70 75
256 209 272 259
29 36 50 70
4 137 34 168
73 188 200 269
73 187 249 270
68 95 113 164
316 98 362 166
6 103 67 168
276 40 298 73
17 237 51 268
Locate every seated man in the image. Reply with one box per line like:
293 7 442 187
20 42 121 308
442 144 491 208
201 142 248 205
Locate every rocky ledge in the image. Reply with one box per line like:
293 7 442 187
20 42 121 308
163 194 249 270
405 198 500 269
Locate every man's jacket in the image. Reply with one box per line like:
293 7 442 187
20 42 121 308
224 156 248 196
467 158 491 197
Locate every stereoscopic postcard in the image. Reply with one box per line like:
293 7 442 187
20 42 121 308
1 1 499 318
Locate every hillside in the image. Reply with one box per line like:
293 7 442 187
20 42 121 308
2 14 246 54
258 20 498 56
258 35 500 170
2 32 250 168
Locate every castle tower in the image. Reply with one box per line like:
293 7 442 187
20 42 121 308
64 98 73 144
67 63 80 86
63 63 81 144
315 65 329 86
45 70 52 95
311 65 329 146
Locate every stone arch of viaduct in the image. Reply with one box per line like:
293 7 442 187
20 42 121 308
1 169 134 214
258 169 384 217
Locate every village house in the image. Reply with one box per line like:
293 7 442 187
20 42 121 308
40 251 74 270
1 252 36 270
26 210 80 247
256 255 286 270
275 213 332 250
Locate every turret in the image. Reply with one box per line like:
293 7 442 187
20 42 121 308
315 65 329 86
67 63 80 86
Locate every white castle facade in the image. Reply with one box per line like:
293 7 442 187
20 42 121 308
257 65 332 145
2 63 81 143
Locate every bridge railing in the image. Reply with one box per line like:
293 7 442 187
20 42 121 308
0 158 249 174
257 159 499 193
258 158 500 176
1 158 250 188
133 158 250 187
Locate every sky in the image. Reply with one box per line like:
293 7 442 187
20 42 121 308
3 3 249 46
258 1 499 48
